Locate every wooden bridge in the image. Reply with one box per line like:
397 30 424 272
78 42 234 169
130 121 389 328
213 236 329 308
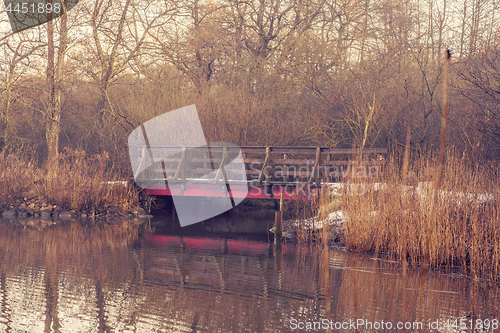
136 146 387 200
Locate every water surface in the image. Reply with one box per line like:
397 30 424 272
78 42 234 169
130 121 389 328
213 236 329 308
0 211 498 332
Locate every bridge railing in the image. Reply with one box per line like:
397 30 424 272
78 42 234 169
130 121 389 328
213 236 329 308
133 146 388 185
241 147 387 184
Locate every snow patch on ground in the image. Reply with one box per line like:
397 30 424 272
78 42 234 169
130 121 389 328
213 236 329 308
271 210 347 241
291 211 345 230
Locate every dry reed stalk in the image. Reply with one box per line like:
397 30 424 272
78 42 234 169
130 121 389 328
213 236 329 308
402 122 411 184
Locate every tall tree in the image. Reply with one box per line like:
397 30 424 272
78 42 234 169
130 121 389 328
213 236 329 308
0 30 44 152
45 3 69 166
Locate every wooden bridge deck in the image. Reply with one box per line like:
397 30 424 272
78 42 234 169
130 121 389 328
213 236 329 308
136 146 387 199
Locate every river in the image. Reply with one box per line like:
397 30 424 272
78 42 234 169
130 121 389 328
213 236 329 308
0 207 498 332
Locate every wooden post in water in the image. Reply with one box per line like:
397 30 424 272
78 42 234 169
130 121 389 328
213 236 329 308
280 192 283 227
274 193 283 244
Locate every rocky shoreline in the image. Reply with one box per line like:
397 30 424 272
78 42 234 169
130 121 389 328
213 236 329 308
1 197 151 228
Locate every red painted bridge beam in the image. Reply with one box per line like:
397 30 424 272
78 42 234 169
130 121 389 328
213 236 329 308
144 182 315 200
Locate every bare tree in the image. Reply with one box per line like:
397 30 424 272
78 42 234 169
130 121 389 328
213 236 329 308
0 30 44 152
45 4 69 166
79 0 177 122
457 42 500 155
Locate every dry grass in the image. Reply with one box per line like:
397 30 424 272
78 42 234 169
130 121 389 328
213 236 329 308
0 149 139 211
0 153 37 207
341 151 500 280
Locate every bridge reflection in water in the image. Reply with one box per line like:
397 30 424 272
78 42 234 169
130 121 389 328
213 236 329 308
0 219 499 332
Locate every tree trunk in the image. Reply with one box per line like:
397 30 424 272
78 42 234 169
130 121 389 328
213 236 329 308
45 2 67 166
46 18 58 166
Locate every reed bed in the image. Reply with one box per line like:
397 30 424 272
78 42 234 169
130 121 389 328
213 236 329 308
0 149 139 211
341 151 500 280
0 153 37 207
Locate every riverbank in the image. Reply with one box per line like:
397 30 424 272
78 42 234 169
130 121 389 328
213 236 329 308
0 195 152 232
0 150 141 216
2 195 149 220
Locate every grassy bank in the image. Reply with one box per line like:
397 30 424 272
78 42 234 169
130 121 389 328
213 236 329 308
339 151 500 280
0 150 139 212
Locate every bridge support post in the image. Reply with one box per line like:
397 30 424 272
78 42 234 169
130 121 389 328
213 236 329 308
274 193 283 244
